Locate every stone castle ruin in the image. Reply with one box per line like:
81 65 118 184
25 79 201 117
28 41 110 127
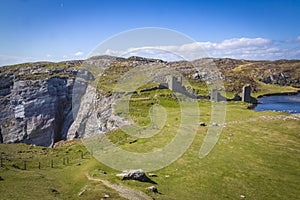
167 76 183 93
241 85 258 104
160 76 257 104
210 89 227 102
166 76 196 98
210 85 257 103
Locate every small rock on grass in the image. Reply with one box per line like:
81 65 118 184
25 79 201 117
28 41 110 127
211 122 218 126
199 122 207 126
148 173 157 177
147 186 158 193
99 169 107 174
50 188 59 195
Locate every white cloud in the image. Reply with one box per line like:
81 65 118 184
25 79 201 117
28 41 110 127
74 51 84 56
285 36 300 43
2 37 300 67
102 37 300 60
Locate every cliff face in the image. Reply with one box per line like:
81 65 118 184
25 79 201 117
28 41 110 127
0 58 129 147
0 57 299 147
0 61 88 146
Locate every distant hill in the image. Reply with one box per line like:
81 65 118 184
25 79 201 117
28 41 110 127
0 56 299 146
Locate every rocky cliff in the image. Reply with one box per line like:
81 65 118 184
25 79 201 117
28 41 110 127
0 61 89 146
0 56 299 147
0 57 132 147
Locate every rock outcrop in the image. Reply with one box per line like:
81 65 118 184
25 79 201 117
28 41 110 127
147 186 159 193
0 57 299 147
117 169 156 183
0 61 89 146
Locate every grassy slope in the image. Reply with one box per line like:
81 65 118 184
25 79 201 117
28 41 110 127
0 141 126 200
253 81 299 97
102 92 300 200
1 87 299 199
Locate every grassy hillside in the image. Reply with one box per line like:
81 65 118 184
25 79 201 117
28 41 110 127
0 141 126 200
1 57 299 199
1 88 299 199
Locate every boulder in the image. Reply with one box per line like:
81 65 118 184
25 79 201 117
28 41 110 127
147 186 158 193
117 169 156 183
199 122 207 126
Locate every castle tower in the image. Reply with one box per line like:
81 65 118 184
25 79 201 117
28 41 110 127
168 76 177 91
242 85 251 103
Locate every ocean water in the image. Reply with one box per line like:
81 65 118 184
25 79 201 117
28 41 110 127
253 93 300 114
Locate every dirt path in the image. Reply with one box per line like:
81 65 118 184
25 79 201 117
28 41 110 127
86 173 152 200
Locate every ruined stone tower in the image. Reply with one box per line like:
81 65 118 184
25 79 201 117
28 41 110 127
242 85 251 103
168 76 183 92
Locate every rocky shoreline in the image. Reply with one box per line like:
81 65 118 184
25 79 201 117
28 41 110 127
256 90 300 98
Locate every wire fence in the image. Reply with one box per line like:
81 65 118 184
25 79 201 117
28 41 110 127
0 150 91 171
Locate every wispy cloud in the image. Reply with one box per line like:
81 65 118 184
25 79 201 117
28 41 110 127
74 51 84 56
103 36 300 61
0 55 38 66
2 37 300 66
0 51 85 66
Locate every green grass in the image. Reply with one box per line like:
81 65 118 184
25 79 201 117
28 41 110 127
253 81 299 97
87 99 300 200
1 88 299 199
187 79 209 95
0 61 82 81
0 141 126 200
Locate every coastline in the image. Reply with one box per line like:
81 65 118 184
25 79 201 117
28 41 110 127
256 90 300 98
250 90 300 114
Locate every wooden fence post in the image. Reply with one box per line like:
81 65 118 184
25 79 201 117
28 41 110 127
51 160 54 168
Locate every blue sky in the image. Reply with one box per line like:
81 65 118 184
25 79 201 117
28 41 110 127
1 0 300 65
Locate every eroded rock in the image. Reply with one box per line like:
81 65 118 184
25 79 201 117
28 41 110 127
147 186 158 193
117 169 156 183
